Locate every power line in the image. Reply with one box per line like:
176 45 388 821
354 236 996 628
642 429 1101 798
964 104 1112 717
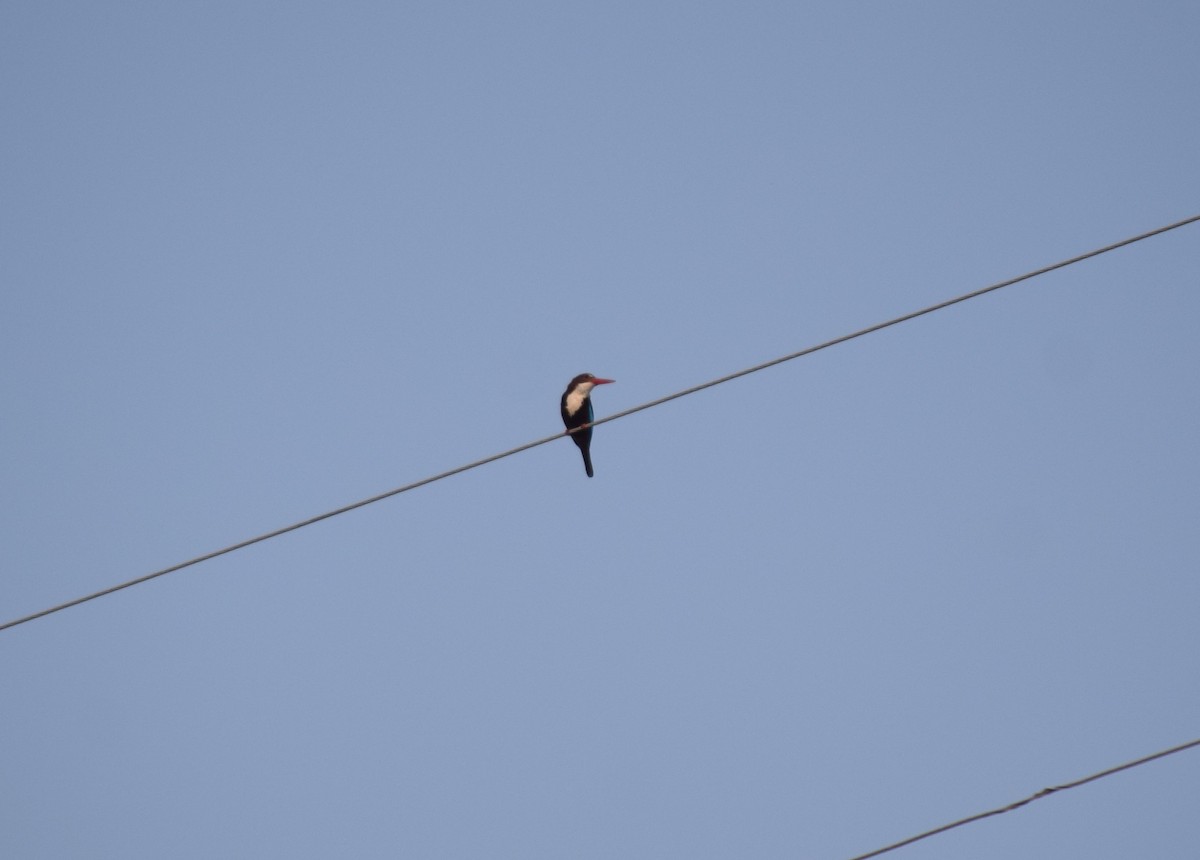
587 213 1200 431
846 737 1200 860
3 213 1198 632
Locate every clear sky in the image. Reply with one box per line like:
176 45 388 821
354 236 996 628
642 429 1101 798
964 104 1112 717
2 3 1197 858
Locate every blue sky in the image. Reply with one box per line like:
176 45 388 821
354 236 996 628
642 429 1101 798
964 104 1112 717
2 3 1197 858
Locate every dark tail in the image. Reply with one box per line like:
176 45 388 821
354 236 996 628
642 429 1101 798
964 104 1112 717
582 448 594 478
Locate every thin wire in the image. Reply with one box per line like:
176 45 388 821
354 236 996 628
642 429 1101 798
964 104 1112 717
588 213 1200 430
3 213 1198 632
846 737 1200 860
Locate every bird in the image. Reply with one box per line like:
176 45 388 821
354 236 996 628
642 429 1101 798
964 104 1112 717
560 373 615 478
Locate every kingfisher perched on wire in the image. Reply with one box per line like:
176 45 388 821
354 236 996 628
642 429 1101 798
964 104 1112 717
560 373 615 478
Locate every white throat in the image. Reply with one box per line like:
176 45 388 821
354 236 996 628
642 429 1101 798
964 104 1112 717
565 382 595 417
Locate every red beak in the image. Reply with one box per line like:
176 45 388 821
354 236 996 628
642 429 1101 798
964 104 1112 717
592 378 615 385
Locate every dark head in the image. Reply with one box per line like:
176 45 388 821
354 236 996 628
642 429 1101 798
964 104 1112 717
566 372 615 393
